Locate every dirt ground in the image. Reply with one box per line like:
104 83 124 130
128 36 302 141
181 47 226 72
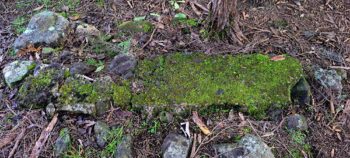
0 0 350 157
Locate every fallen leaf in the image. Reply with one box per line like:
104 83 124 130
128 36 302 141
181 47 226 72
270 55 285 61
17 44 42 57
192 111 211 135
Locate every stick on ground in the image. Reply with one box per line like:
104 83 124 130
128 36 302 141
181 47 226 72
8 128 26 158
29 114 58 158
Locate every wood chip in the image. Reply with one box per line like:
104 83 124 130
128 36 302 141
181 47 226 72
192 111 211 135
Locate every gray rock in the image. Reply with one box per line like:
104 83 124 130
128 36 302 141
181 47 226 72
115 135 133 158
213 144 245 158
291 78 311 106
109 54 137 79
315 67 342 92
58 103 96 115
94 121 110 148
54 128 71 157
161 133 191 158
13 11 69 52
238 134 275 158
213 135 274 158
69 62 96 75
2 60 36 87
286 114 308 131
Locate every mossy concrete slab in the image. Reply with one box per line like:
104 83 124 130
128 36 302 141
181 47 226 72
132 53 303 117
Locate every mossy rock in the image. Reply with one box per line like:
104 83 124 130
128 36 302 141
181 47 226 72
118 21 154 33
17 68 65 109
132 53 304 118
57 76 131 115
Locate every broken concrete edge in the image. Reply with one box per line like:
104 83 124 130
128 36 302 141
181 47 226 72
16 53 307 119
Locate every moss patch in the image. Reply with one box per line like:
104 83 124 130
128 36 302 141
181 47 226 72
132 53 303 118
17 68 65 109
57 76 131 115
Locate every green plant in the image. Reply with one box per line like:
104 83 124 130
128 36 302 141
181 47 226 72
64 145 84 158
100 127 124 157
148 120 160 134
58 0 80 10
16 0 33 9
117 39 131 54
169 0 185 10
86 58 105 72
12 16 27 35
291 130 306 145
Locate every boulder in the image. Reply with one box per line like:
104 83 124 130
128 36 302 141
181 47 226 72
161 133 191 158
132 53 304 118
2 60 36 87
13 11 69 52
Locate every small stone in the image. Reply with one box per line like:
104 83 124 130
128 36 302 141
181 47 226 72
94 121 110 148
69 62 96 75
59 50 74 62
291 78 311 106
2 60 36 87
286 114 308 131
314 67 342 92
115 135 133 158
76 23 100 36
213 143 245 158
46 103 56 118
238 134 275 158
159 111 174 123
213 135 274 158
161 133 191 158
13 11 69 52
109 54 137 79
58 103 96 115
54 128 71 157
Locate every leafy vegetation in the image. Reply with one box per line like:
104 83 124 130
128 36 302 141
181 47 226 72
12 16 27 35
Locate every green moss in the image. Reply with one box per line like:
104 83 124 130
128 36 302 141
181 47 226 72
18 69 64 109
132 53 303 118
288 130 312 158
58 77 131 114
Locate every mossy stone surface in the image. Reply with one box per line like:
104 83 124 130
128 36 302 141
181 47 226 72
57 76 131 115
17 68 64 109
132 53 303 117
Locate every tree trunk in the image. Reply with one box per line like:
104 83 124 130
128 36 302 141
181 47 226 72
209 0 247 45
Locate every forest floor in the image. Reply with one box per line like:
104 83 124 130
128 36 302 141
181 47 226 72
0 0 350 157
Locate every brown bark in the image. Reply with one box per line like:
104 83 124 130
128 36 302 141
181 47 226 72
209 0 247 45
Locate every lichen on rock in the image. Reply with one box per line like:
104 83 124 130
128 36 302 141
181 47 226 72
132 53 304 118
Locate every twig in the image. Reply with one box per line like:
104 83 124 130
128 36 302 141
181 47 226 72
142 28 157 49
29 114 58 158
8 128 26 158
329 66 350 70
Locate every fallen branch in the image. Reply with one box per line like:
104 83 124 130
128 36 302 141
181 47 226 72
29 114 58 158
8 128 26 158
